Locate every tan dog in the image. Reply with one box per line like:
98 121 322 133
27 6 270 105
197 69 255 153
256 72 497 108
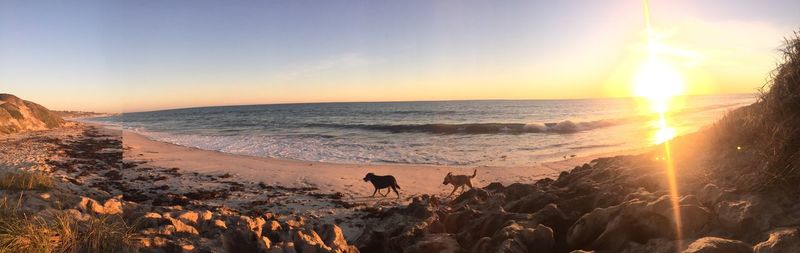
443 169 477 197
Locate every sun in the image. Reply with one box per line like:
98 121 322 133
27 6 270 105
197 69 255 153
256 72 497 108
633 58 686 113
633 58 684 144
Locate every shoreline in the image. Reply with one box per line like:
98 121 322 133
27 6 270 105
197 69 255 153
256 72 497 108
4 120 790 252
120 125 651 198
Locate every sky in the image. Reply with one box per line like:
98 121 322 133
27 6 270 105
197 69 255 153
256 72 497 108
1 0 799 113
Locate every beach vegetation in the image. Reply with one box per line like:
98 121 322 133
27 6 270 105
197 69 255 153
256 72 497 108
0 171 54 191
710 30 800 191
0 197 138 253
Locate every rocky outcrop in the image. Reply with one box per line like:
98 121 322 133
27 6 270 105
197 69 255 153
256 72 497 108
355 156 800 253
0 93 64 134
64 194 360 253
683 237 752 253
753 227 800 253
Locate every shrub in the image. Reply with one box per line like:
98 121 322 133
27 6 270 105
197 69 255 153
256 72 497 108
709 30 800 191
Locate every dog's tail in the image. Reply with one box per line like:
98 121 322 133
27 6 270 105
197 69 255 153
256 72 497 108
471 169 477 178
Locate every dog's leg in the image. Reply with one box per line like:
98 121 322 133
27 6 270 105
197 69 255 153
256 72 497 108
372 188 378 197
391 185 400 199
380 188 389 197
467 180 474 189
448 186 458 197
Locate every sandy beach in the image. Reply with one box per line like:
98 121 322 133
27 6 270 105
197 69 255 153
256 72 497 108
121 129 608 199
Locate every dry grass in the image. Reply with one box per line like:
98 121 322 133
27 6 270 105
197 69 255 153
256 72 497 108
709 30 800 191
0 196 138 253
0 171 54 191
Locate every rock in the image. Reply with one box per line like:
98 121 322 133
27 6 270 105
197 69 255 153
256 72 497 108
566 203 620 248
77 197 104 214
404 234 459 253
697 184 723 205
520 224 555 252
268 242 298 253
141 212 164 228
567 198 673 251
200 210 214 221
503 190 558 213
102 196 124 215
402 195 439 219
286 216 306 228
177 210 199 225
489 222 554 253
64 208 91 222
715 194 781 235
76 196 124 215
213 219 227 230
683 237 752 253
754 227 800 253
181 244 195 251
621 238 676 253
222 216 269 253
317 224 348 252
471 237 495 253
166 217 199 235
451 188 490 206
443 207 480 233
158 225 177 236
292 227 332 253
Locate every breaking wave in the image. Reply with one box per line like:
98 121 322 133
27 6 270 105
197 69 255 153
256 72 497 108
307 119 627 135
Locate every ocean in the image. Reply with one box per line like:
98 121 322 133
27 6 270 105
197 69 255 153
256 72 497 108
89 94 756 167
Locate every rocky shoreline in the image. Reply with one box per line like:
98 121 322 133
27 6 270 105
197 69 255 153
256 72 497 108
353 143 800 252
3 123 800 252
1 124 368 252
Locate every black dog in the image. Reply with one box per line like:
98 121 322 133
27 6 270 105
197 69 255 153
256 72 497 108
363 173 401 198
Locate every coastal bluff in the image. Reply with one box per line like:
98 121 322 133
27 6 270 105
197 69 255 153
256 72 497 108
0 93 64 134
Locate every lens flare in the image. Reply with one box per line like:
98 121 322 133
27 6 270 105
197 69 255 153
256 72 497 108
637 0 684 250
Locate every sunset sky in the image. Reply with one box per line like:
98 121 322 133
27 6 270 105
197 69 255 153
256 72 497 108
2 0 799 112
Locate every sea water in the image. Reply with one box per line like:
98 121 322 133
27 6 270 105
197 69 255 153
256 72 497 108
89 94 755 167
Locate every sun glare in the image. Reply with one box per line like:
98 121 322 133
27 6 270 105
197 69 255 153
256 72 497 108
638 1 684 250
633 59 685 113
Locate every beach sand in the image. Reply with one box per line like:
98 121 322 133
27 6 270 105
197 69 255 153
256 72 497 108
121 128 637 200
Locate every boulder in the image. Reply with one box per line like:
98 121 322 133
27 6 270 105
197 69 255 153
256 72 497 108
317 224 348 252
715 194 782 235
76 196 124 215
754 227 800 253
403 234 459 253
176 210 199 226
621 238 676 253
102 196 124 215
567 194 711 252
77 197 104 214
683 237 752 253
165 217 199 235
520 224 555 252
222 216 269 253
141 212 164 228
292 227 332 253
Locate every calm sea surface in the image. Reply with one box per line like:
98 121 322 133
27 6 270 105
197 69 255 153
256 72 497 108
89 94 755 167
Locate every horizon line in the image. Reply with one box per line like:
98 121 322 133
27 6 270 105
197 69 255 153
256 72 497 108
120 92 756 114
